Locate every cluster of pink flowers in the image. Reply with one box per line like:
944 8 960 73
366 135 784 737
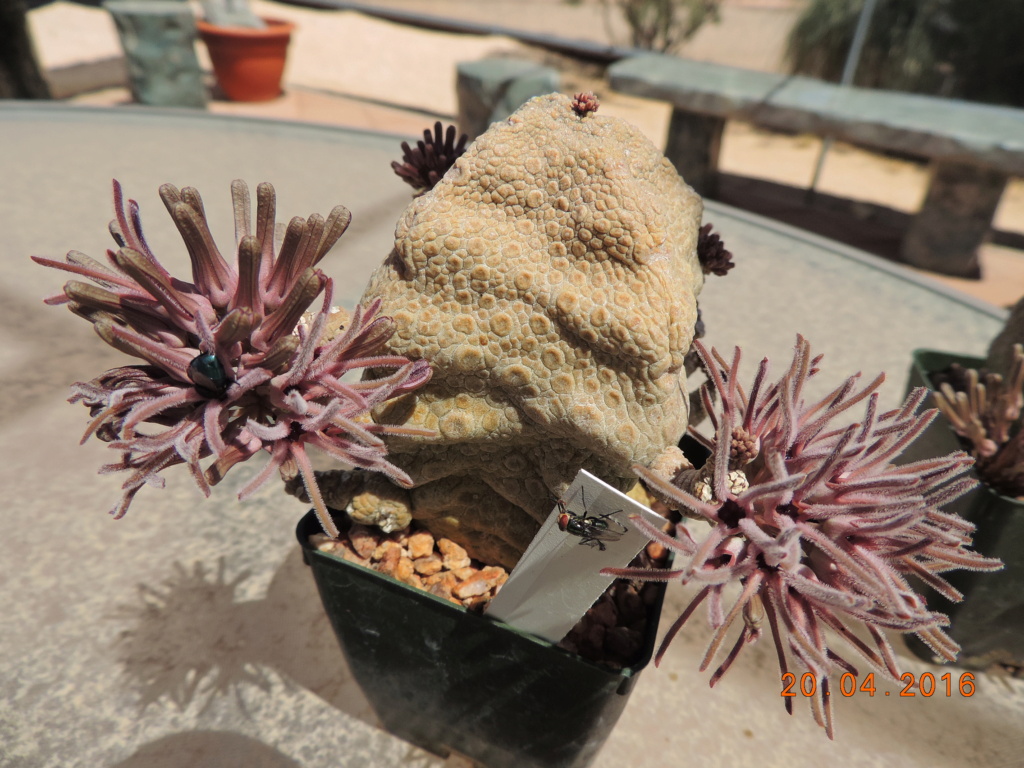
611 336 1001 737
34 180 430 536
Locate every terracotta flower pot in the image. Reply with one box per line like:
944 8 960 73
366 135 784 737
196 17 294 102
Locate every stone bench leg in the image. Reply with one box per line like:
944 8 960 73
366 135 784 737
901 159 1008 278
664 109 724 197
456 59 559 141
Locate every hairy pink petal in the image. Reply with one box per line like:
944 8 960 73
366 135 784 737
630 336 999 739
38 180 435 526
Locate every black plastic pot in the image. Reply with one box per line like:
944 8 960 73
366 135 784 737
297 510 668 768
902 349 1024 669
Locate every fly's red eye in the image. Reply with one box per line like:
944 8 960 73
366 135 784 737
557 513 570 531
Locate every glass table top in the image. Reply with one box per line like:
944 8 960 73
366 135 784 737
1 102 1017 768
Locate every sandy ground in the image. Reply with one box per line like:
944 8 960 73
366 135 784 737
25 0 1024 308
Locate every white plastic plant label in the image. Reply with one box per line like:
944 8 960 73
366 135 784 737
484 469 667 643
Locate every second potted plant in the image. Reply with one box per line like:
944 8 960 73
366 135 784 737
899 326 1024 671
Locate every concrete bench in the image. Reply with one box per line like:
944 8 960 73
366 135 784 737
609 54 1024 278
456 59 560 141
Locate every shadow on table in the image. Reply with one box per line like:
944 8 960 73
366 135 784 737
111 729 446 768
26 0 103 8
112 546 379 726
110 731 304 768
111 537 1024 767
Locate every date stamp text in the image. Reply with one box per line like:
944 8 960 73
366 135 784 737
781 671 976 698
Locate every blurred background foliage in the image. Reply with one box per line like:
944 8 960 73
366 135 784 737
602 0 723 53
786 0 1024 108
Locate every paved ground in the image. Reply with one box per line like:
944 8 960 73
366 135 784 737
27 0 1024 308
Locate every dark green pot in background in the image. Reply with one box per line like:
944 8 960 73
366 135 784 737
902 349 1024 670
296 510 668 768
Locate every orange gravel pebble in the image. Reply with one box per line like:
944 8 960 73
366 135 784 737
312 523 509 608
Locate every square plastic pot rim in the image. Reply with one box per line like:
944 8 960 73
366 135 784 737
295 508 664 694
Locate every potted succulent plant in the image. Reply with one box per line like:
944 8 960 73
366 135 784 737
32 94 687 767
196 0 295 102
32 92 1001 763
898 295 1024 672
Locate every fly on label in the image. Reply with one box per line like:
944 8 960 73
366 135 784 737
556 486 628 552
